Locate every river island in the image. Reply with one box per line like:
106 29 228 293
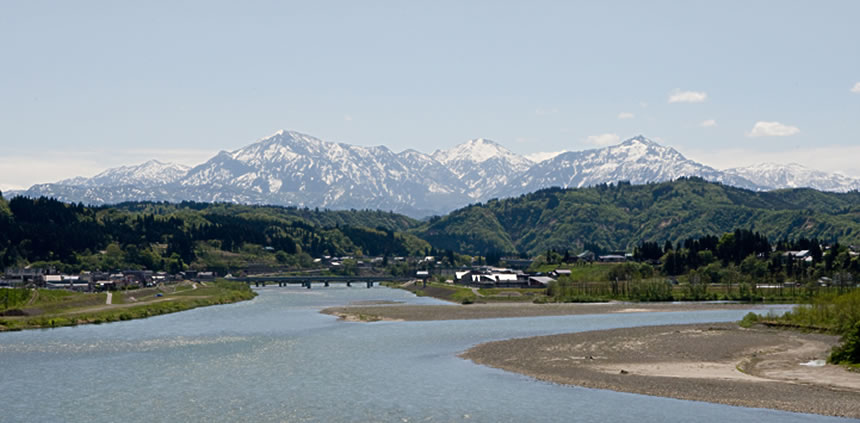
323 300 860 418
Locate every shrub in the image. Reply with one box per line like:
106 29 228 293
830 322 860 365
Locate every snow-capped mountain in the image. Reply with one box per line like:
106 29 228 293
524 150 567 163
12 131 859 217
495 136 763 198
57 160 190 187
724 163 860 192
176 130 470 215
432 138 533 200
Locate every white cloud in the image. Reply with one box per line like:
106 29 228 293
852 82 860 93
617 112 635 120
747 121 800 137
344 114 353 121
525 150 567 162
585 133 621 146
700 119 717 128
668 89 708 103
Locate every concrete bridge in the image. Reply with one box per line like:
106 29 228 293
229 276 414 289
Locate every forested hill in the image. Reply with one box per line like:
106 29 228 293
414 177 860 256
0 197 429 273
3 178 860 271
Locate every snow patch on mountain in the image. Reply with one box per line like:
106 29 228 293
525 150 567 163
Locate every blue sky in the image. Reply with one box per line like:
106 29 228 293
1 0 859 190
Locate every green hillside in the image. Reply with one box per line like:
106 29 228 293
415 178 860 256
0 197 429 274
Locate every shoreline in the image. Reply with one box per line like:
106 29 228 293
321 301 773 322
461 322 860 418
0 282 257 332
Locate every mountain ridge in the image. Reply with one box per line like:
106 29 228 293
10 131 859 216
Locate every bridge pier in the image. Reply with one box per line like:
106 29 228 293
305 281 311 289
255 281 259 287
366 281 372 288
346 281 351 287
324 281 329 287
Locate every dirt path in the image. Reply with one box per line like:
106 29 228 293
105 292 112 305
25 289 39 306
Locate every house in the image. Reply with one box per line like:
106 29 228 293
110 273 138 289
528 276 556 287
3 267 46 286
599 255 627 263
577 251 596 262
455 271 472 282
44 275 64 284
457 267 533 288
197 272 216 281
551 269 572 278
124 270 154 285
784 250 814 263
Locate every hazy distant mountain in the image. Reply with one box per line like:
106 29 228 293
724 162 860 192
12 131 859 217
57 160 190 188
494 136 763 198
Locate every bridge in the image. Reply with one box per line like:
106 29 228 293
228 276 415 289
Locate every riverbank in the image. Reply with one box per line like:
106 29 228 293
321 301 763 322
0 280 256 331
462 322 860 418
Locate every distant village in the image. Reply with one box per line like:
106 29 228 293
0 249 637 292
3 244 857 292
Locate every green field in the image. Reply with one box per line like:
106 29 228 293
0 280 256 331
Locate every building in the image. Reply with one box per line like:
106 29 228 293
598 255 627 263
552 269 572 278
528 276 556 287
577 251 596 262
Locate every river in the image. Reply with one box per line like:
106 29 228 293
0 286 851 422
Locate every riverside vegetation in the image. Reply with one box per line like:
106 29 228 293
741 290 860 366
0 280 256 331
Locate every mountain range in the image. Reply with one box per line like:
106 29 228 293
9 130 860 217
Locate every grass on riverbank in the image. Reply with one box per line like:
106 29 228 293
394 282 477 304
740 290 860 366
0 280 256 331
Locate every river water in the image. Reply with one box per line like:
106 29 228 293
0 287 851 422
